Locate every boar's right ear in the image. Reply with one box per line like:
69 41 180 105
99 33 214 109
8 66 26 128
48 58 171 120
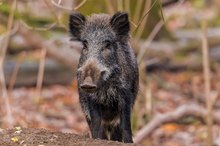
69 13 86 40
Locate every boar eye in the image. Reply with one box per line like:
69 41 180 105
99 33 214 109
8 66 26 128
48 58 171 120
82 40 88 48
101 41 112 56
81 40 88 55
105 41 111 48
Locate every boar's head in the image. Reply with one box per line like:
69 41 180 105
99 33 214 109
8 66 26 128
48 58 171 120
69 12 130 93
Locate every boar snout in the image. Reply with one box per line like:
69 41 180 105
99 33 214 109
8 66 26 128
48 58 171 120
77 60 108 93
80 76 97 92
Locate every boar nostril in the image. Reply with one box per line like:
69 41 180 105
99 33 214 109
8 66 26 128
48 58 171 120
101 70 106 77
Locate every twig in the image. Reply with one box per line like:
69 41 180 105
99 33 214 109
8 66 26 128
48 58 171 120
133 0 158 33
137 20 164 64
0 24 18 42
36 48 46 94
201 20 213 146
20 20 57 31
133 0 144 23
57 0 61 5
130 20 137 28
43 0 67 31
0 0 17 127
51 0 87 11
145 80 152 117
51 0 72 12
136 0 185 64
8 52 26 94
134 104 220 143
43 0 59 23
134 0 152 39
8 61 21 93
74 0 87 10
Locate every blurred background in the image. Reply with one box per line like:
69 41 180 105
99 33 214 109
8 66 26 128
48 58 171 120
0 0 220 145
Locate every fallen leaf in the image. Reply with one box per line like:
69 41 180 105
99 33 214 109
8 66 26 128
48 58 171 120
15 126 21 131
11 137 19 142
15 126 22 134
161 123 179 132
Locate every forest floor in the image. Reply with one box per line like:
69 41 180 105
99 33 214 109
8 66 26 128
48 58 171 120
0 70 220 146
0 128 139 146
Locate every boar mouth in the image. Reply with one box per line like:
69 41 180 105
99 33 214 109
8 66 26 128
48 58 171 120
80 83 97 93
80 76 97 93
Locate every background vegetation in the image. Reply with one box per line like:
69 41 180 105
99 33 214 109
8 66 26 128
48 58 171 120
1 0 220 145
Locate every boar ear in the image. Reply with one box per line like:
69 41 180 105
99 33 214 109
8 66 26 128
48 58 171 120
110 12 130 40
69 13 86 40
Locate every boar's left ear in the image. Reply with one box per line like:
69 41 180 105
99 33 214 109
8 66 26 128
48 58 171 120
110 12 130 40
69 13 86 40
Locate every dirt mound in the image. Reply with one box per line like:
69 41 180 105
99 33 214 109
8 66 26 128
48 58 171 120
0 128 139 146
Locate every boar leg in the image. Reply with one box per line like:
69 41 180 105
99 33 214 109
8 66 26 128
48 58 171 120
120 96 133 143
110 125 122 142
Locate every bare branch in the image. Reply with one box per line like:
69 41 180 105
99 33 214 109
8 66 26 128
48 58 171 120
201 20 213 146
20 20 57 31
134 104 220 143
130 20 137 28
8 59 21 93
74 0 87 10
36 48 46 96
134 0 151 39
133 0 144 23
43 0 60 23
57 0 61 5
133 0 158 33
137 20 164 64
51 0 72 12
0 24 18 42
0 0 17 127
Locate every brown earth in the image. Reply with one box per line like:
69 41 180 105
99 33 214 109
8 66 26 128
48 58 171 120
0 128 139 146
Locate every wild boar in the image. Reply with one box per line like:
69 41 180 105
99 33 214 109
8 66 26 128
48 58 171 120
69 12 139 143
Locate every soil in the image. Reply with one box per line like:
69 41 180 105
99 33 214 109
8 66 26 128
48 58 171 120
0 128 139 146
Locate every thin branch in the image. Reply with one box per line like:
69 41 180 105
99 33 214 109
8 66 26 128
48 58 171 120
0 0 17 127
136 0 185 64
201 20 213 146
8 61 21 93
134 104 220 143
43 0 67 31
0 24 18 42
36 48 46 94
137 20 164 64
134 0 152 39
58 0 61 5
20 20 57 31
42 0 59 23
8 52 25 94
74 0 87 10
133 0 144 23
130 20 137 28
133 0 158 33
51 0 72 12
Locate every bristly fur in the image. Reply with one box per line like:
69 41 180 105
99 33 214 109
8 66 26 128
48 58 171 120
69 12 139 143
